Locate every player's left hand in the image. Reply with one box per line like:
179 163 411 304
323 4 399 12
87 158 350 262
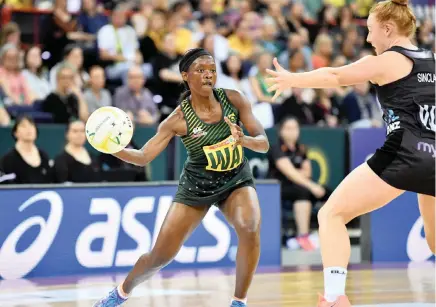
265 57 292 102
224 116 244 150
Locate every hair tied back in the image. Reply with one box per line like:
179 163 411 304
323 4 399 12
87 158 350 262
391 0 408 6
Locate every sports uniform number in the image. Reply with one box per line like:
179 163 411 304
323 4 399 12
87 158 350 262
203 136 243 172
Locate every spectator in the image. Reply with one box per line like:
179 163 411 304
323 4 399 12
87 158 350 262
277 87 316 125
0 22 21 48
194 15 229 63
227 18 256 61
312 89 341 127
266 2 290 42
114 65 159 125
0 44 36 106
84 66 112 113
22 46 51 100
0 116 52 184
78 0 109 35
42 65 89 123
249 52 277 104
268 116 329 250
50 44 88 90
166 8 195 55
139 9 166 63
417 18 435 50
97 6 152 83
131 0 154 38
216 53 256 105
171 0 196 32
342 82 383 128
53 120 100 183
42 0 95 68
312 33 333 69
259 16 283 58
150 33 183 118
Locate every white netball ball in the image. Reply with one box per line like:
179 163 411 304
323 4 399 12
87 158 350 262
85 106 133 154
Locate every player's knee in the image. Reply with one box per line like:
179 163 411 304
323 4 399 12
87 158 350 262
317 203 346 225
234 216 261 238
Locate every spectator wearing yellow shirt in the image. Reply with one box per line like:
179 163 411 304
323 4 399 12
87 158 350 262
166 8 195 55
227 19 256 61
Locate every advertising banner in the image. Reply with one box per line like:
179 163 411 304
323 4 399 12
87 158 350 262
349 128 434 263
0 182 281 279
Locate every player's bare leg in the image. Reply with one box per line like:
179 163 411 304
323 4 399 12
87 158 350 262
317 163 403 306
220 186 261 307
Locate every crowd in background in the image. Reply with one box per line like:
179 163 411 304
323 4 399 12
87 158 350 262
0 0 433 130
0 0 434 249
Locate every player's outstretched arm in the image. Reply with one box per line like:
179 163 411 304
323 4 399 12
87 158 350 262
113 109 183 166
225 89 269 154
265 54 392 100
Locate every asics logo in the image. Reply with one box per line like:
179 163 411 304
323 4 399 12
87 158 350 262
0 191 63 279
407 216 432 262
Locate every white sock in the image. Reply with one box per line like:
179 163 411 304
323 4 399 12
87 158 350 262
323 267 347 302
231 296 247 304
117 284 129 299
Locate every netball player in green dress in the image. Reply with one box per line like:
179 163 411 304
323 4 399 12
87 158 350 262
93 48 270 307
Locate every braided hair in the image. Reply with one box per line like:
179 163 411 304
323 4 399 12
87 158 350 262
178 48 213 103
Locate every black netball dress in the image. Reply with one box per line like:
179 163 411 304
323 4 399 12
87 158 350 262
367 46 435 196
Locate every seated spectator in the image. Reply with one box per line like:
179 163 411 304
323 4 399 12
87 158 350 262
78 0 109 35
259 16 283 58
194 15 229 63
312 89 341 127
50 44 89 90
0 116 52 184
42 65 89 123
22 46 51 100
227 18 256 61
312 34 334 69
150 33 183 118
0 44 36 106
249 52 278 104
266 2 290 42
268 116 329 250
139 9 166 63
53 120 100 183
84 66 112 113
166 7 195 55
97 6 152 84
114 65 159 126
215 53 256 105
276 87 316 125
42 0 95 68
0 22 21 48
131 0 154 38
342 82 383 128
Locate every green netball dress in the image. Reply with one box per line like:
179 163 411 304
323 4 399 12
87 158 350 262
173 88 255 206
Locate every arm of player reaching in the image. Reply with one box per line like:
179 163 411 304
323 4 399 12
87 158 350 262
265 54 390 100
113 111 179 166
225 89 269 154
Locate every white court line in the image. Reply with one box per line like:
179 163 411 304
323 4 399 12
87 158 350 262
0 287 211 305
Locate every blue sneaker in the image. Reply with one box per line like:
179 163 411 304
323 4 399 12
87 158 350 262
230 300 247 307
93 287 128 306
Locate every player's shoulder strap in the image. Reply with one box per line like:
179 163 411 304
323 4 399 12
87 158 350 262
214 88 239 115
179 98 194 136
385 46 435 62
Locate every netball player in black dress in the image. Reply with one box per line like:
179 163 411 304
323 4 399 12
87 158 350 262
266 0 435 306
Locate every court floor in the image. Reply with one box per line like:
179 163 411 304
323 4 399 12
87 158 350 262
0 262 434 307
